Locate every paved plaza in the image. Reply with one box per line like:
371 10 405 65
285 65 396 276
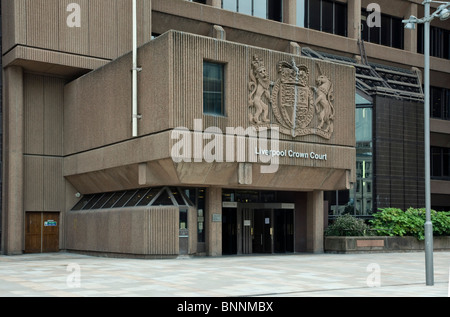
0 251 448 298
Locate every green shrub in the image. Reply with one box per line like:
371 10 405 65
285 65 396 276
325 214 372 237
370 208 450 240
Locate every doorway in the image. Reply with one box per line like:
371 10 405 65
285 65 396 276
222 202 295 255
25 212 60 253
222 208 237 255
252 209 272 253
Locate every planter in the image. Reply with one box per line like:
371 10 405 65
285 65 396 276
324 236 450 253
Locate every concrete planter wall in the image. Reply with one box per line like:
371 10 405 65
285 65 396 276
324 236 450 253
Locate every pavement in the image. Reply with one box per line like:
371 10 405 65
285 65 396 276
0 251 448 298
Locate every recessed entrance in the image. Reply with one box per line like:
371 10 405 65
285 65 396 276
222 202 295 255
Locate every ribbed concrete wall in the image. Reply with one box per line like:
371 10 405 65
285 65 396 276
65 207 182 256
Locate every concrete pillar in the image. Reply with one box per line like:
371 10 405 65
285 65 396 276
348 0 362 40
2 66 24 255
404 2 418 53
283 0 297 25
207 0 221 8
306 190 324 253
205 187 222 256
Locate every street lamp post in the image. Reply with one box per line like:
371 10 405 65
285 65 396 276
403 0 450 286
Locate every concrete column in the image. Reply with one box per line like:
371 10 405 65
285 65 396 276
283 0 297 25
139 0 152 46
348 0 362 40
205 187 222 256
207 0 221 8
404 2 418 53
306 190 324 253
2 66 24 255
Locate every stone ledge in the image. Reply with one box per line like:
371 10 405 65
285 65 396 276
324 236 450 253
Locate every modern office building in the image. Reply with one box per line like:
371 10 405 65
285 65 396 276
1 0 449 257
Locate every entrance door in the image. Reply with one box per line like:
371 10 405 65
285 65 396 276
25 212 60 253
179 208 189 255
274 209 294 253
222 208 237 255
252 209 272 253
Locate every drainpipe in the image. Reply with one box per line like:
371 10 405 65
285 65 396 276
132 0 139 137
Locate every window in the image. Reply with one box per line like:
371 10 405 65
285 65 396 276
187 0 207 3
326 92 373 218
431 86 450 120
221 0 282 22
417 25 450 59
71 187 195 210
431 147 450 179
203 61 225 116
304 0 347 36
362 11 404 49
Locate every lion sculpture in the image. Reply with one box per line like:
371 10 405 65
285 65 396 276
314 73 335 133
249 55 271 125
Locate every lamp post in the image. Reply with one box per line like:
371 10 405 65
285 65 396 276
403 0 450 286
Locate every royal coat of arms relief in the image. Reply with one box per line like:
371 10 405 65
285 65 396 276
248 54 335 140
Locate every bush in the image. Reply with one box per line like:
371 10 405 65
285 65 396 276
325 214 373 237
370 208 450 240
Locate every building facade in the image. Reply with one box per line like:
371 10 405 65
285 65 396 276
1 0 449 257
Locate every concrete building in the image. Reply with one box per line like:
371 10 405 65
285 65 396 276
1 0 449 257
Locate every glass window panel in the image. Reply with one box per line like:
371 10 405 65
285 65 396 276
308 0 321 30
267 0 282 21
321 0 333 34
445 89 450 120
369 20 380 44
102 191 126 208
391 17 404 49
356 107 373 143
170 187 186 206
254 1 267 19
137 188 161 206
113 190 137 208
444 149 450 177
82 194 103 210
334 1 347 36
203 62 224 115
431 87 443 118
238 0 252 15
222 0 237 11
296 0 306 27
417 24 424 54
92 192 115 209
361 11 369 42
72 194 95 210
152 188 175 206
125 188 151 207
380 15 391 47
431 147 442 177
180 209 188 236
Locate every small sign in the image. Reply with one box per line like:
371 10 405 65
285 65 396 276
44 220 57 227
244 220 251 226
222 202 237 208
281 203 295 209
265 217 270 224
212 214 222 222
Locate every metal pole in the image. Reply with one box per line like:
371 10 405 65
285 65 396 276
132 0 138 138
423 0 434 286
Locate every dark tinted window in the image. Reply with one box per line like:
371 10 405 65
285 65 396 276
203 61 225 116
